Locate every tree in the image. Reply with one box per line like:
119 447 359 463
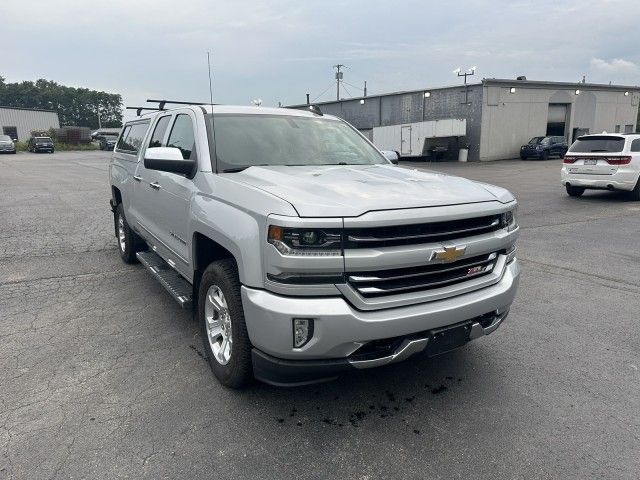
0 76 122 128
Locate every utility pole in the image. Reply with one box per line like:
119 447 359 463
96 105 102 130
333 64 345 100
364 81 367 97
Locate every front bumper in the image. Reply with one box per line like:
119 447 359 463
243 258 520 385
561 166 639 191
521 148 543 157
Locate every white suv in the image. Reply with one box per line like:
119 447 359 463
561 133 640 200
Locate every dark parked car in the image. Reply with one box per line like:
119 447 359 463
28 136 55 153
520 136 567 160
0 134 16 154
98 135 118 151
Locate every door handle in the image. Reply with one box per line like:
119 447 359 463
133 175 142 182
149 182 161 190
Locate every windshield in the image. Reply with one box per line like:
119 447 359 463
528 137 544 144
569 136 624 153
0 135 11 141
209 114 387 172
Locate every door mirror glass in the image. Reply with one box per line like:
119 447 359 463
144 147 196 175
380 150 399 164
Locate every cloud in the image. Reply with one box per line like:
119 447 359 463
3 0 640 110
590 58 639 74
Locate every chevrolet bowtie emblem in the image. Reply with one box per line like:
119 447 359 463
431 245 466 263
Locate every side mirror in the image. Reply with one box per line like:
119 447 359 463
381 150 399 164
144 147 195 175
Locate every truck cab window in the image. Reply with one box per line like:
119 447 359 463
149 116 171 148
167 114 196 160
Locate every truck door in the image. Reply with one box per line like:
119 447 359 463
136 112 196 277
132 116 170 248
154 113 196 272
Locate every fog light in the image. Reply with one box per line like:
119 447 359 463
292 318 314 348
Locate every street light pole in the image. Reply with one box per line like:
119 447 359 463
97 105 102 130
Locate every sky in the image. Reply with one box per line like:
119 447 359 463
2 0 640 122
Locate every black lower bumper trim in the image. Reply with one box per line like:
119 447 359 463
251 349 354 387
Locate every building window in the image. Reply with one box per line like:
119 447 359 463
624 124 633 133
2 126 17 141
614 125 620 133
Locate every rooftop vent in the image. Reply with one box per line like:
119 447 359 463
516 76 527 81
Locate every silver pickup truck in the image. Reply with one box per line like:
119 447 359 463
109 105 520 388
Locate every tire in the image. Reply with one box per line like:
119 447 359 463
542 150 549 160
115 203 142 263
520 154 526 160
629 179 640 201
566 185 585 197
199 259 252 388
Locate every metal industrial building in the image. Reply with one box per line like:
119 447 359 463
0 106 60 141
290 78 640 161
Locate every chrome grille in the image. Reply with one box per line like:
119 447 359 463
348 252 498 298
344 215 501 248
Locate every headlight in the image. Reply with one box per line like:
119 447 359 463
500 205 518 232
268 225 342 256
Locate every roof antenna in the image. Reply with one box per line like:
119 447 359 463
207 51 218 171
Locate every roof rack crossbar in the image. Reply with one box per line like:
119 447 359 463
126 106 164 116
146 99 215 110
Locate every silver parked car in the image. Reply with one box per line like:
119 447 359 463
109 105 520 388
0 134 16 154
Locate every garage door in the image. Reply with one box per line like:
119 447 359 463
547 104 568 136
547 104 567 123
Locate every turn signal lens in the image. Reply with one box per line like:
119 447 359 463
563 156 577 164
268 225 283 242
500 206 518 232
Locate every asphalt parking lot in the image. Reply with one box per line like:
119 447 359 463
1 151 639 479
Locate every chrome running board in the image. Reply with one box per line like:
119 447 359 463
137 251 192 309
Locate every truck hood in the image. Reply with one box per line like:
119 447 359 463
226 164 513 217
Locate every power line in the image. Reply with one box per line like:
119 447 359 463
341 82 354 98
342 80 364 94
311 82 336 102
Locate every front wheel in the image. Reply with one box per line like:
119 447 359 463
542 150 549 160
566 185 585 197
199 259 252 388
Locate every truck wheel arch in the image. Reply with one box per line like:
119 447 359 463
192 232 238 295
111 186 122 206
